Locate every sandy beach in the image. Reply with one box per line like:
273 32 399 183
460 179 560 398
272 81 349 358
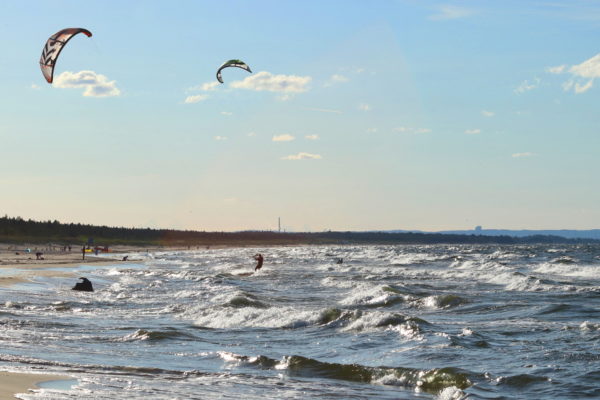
0 371 72 399
0 244 155 287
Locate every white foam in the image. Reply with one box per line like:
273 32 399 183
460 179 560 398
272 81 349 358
192 305 317 329
533 262 599 279
437 386 466 400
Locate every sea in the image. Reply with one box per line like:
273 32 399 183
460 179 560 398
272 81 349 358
0 244 599 399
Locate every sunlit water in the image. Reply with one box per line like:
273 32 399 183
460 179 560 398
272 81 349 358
0 244 599 399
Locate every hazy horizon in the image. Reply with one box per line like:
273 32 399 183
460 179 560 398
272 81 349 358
2 1 600 232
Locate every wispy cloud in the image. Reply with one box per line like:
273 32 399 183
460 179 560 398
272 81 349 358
53 70 121 97
395 126 431 134
551 54 600 94
272 134 295 142
30 83 41 90
515 77 541 94
324 74 349 87
281 152 322 160
188 81 220 92
184 94 209 103
305 134 319 140
304 107 342 114
214 136 227 141
428 5 474 21
547 65 566 74
512 152 535 158
230 71 311 93
358 103 372 111
220 111 233 116
247 132 256 137
481 110 494 117
546 54 600 93
465 128 481 135
366 128 377 133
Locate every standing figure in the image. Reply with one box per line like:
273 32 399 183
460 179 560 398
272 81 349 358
254 253 264 271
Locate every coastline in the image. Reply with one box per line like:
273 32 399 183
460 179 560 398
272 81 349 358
0 244 141 287
0 242 296 287
0 371 72 399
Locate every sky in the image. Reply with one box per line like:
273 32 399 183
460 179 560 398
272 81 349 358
2 0 600 232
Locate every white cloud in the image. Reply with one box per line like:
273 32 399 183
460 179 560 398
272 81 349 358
481 110 494 117
512 152 535 158
201 81 220 91
214 136 228 141
30 83 41 90
548 54 600 94
281 152 322 160
575 80 594 93
358 103 371 111
230 71 311 93
305 134 319 140
272 134 295 142
304 107 342 114
366 128 377 133
465 128 481 135
277 94 293 101
184 94 209 103
414 128 431 134
395 126 431 134
324 74 349 87
569 54 600 78
547 65 566 74
53 70 121 97
515 77 540 94
428 5 474 20
188 81 220 92
220 111 233 116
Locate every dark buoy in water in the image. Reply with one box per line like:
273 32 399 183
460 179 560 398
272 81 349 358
72 277 94 292
336 258 344 264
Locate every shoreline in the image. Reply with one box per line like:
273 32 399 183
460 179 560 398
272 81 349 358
0 244 144 287
0 242 306 288
0 371 72 399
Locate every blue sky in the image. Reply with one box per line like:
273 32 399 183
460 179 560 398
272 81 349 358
2 1 600 231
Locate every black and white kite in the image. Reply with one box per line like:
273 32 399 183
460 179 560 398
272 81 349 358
216 59 252 84
40 28 93 84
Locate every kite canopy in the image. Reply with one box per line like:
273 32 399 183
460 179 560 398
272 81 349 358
216 59 252 83
39 28 93 84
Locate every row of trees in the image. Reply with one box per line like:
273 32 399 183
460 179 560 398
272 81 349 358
0 216 595 246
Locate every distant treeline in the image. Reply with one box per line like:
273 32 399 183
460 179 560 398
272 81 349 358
0 216 596 246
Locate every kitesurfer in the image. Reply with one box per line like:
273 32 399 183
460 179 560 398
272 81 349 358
254 253 264 271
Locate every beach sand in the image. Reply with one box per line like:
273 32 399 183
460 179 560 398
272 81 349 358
0 244 142 287
0 371 72 399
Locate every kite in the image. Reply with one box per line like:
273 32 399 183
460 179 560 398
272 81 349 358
40 28 93 84
216 59 252 84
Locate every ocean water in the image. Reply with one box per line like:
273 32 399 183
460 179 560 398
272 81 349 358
0 244 599 399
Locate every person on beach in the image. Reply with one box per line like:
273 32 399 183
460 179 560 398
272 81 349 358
82 245 85 260
254 253 264 271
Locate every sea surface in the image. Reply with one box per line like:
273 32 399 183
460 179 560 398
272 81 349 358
0 244 599 399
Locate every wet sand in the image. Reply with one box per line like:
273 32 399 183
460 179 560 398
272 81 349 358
0 371 72 399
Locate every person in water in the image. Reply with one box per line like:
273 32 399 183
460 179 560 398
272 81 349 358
254 253 264 271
